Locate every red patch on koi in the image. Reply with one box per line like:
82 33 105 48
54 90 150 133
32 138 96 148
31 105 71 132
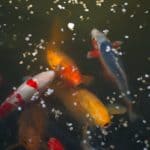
15 93 24 105
88 50 100 58
92 39 99 50
26 79 38 89
48 138 64 150
0 102 14 118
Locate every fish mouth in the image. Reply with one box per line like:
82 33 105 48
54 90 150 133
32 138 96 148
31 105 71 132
103 123 110 128
91 28 100 39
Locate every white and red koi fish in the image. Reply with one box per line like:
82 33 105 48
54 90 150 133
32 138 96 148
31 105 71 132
0 71 55 119
87 28 137 121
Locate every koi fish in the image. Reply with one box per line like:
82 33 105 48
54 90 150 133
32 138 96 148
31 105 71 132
47 49 92 87
50 82 127 149
0 71 55 119
47 17 93 87
50 81 111 128
6 104 64 150
87 28 137 121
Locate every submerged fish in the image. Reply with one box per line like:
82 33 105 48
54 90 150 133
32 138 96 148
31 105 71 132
50 82 127 148
87 28 137 121
18 104 48 150
51 82 111 128
0 71 55 119
6 104 64 150
47 49 92 87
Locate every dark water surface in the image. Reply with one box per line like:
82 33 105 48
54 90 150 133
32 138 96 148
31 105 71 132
0 0 150 150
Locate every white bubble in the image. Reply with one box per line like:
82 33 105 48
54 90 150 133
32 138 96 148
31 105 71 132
57 4 65 10
67 22 75 31
25 37 30 41
122 8 127 13
124 2 128 6
18 106 22 111
103 29 109 35
19 60 24 64
147 86 150 90
40 100 45 104
139 25 143 29
145 74 149 78
106 46 111 52
27 4 33 10
66 122 73 127
142 120 147 124
86 130 91 135
42 104 46 108
130 14 135 18
124 35 129 39
69 127 74 131
144 10 149 14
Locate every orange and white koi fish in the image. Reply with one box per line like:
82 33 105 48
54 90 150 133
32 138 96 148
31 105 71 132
47 49 91 87
0 71 55 119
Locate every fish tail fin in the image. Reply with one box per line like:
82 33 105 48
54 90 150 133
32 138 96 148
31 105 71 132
106 104 127 115
128 109 139 122
81 125 95 150
122 97 139 122
81 75 94 86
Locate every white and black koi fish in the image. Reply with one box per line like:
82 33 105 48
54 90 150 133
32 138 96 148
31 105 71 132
87 29 137 121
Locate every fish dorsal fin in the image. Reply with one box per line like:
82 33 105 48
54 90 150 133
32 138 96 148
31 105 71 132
112 41 123 50
81 75 94 86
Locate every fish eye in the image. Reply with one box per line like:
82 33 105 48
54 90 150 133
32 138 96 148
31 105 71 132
92 38 96 41
103 123 109 128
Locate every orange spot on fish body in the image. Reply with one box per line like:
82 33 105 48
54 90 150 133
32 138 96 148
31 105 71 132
48 138 64 150
59 65 82 87
47 50 83 87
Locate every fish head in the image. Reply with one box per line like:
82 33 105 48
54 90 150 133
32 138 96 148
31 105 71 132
90 101 111 128
91 28 107 49
47 50 83 87
47 50 63 70
34 71 55 89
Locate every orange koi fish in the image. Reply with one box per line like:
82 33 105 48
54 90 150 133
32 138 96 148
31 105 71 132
50 82 111 128
47 49 93 87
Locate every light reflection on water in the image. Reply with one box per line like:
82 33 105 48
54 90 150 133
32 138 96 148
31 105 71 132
0 0 149 150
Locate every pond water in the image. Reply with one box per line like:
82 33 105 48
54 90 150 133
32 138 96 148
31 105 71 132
0 0 149 150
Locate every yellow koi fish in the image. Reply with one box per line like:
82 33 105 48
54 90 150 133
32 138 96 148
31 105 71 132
50 82 111 128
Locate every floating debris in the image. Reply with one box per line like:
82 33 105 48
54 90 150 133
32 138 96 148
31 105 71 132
67 22 75 31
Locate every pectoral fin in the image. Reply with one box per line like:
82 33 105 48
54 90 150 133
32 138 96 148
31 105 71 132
81 75 94 86
106 104 127 115
87 50 100 59
112 41 123 50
